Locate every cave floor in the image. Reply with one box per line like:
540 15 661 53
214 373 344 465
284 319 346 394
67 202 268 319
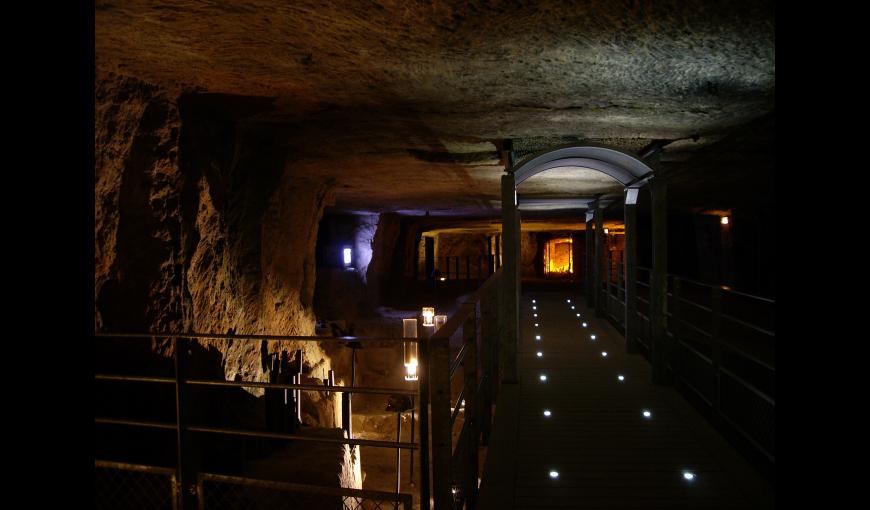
477 290 774 509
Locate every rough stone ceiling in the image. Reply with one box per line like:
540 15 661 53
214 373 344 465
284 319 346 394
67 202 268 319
95 0 775 217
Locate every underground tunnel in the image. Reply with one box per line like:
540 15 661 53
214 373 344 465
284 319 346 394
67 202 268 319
93 2 775 509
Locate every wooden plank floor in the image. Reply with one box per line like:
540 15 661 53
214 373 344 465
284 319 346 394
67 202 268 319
478 290 774 510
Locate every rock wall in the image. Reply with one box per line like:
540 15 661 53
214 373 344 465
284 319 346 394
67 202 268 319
95 70 339 423
521 232 538 278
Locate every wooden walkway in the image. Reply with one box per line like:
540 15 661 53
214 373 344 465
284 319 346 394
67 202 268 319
478 290 774 510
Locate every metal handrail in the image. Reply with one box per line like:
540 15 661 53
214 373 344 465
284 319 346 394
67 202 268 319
187 425 419 450
721 313 775 337
95 332 419 343
677 295 712 312
184 378 417 396
95 417 178 430
96 459 177 476
95 374 176 384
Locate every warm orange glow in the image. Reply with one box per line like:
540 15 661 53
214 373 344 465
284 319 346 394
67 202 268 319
544 237 573 275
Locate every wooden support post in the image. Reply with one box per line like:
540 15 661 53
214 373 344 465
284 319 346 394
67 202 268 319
499 174 519 384
466 256 471 281
594 202 605 317
650 177 670 384
463 307 479 507
429 328 452 510
174 337 198 510
624 196 638 353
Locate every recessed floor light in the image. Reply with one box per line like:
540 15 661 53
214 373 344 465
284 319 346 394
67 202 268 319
535 335 541 340
590 334 596 340
576 313 580 317
617 375 625 382
601 351 608 357
534 313 538 317
549 470 559 479
532 306 537 310
642 410 652 419
566 299 571 303
571 306 575 309
543 409 551 417
539 374 547 381
682 471 696 482
532 299 536 303
536 351 543 357
582 322 587 327
534 323 539 327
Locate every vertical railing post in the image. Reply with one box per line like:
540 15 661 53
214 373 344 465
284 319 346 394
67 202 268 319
594 201 605 317
585 212 594 306
624 194 638 353
710 287 723 418
174 336 198 510
480 286 497 443
499 173 519 384
463 306 479 508
650 177 671 384
418 332 431 510
429 328 452 510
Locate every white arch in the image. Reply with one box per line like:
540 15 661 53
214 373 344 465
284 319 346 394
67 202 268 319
511 146 654 187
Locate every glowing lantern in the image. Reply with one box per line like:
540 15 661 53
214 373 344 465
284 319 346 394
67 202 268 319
422 307 435 327
721 216 729 225
402 319 419 381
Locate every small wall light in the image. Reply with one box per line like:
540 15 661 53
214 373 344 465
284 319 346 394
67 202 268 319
682 471 696 482
535 335 541 340
343 247 352 266
721 216 729 225
402 319 419 381
422 307 435 327
604 228 609 234
582 322 587 327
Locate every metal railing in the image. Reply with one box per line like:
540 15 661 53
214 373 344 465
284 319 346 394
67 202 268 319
602 266 775 464
95 332 425 510
429 268 502 510
433 255 496 284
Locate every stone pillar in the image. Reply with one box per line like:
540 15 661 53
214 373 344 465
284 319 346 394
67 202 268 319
649 177 670 384
499 174 519 384
594 201 605 317
585 213 594 307
624 189 639 354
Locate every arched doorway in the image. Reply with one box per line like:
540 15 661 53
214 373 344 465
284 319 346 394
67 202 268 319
498 145 657 383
